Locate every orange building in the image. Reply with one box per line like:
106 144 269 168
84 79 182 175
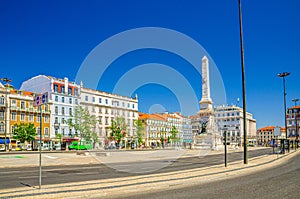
257 126 285 145
8 89 51 150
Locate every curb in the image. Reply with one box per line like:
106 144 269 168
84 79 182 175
1 149 299 199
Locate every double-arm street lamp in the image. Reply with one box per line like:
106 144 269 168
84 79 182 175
278 72 290 153
292 98 299 147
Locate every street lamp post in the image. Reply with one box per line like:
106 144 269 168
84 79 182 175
278 72 290 154
292 98 299 149
238 0 248 164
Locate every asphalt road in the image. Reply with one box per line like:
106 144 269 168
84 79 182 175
121 150 300 199
0 148 273 190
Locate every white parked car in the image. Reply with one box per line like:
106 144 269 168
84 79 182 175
53 144 61 151
26 144 32 151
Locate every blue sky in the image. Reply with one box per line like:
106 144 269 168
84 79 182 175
0 0 299 128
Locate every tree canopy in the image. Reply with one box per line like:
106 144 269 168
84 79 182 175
109 117 127 143
68 106 98 144
12 123 36 143
134 119 144 146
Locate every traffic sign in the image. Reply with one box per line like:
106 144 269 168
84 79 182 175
274 127 281 137
34 92 49 107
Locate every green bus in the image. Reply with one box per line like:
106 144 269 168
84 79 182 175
68 141 92 150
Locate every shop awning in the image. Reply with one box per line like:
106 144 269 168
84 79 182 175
0 138 10 144
63 138 78 142
35 137 52 141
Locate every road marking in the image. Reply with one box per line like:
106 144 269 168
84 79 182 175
45 155 57 159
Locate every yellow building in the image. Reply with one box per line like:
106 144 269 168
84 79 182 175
0 84 10 150
139 113 170 147
8 89 51 150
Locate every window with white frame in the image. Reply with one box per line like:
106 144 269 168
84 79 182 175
37 114 41 122
45 115 49 123
29 114 34 122
0 111 4 120
0 123 4 132
11 112 16 121
20 113 25 121
0 96 5 105
11 99 16 107
45 128 49 136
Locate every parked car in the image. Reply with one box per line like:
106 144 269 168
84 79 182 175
68 141 92 150
16 146 23 151
42 143 50 151
108 145 116 150
53 144 61 151
26 144 32 151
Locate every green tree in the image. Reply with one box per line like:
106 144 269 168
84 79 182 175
109 117 127 148
12 123 36 149
68 106 98 148
55 133 62 146
167 136 171 144
134 119 144 147
160 135 165 148
170 126 180 146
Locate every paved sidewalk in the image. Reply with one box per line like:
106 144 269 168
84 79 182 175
1 148 298 199
0 146 266 168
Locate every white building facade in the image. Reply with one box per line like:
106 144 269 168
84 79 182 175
20 75 80 140
80 87 139 147
170 113 193 146
214 105 257 145
287 105 300 138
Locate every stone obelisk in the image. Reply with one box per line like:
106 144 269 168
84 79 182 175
199 56 213 113
194 56 221 150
